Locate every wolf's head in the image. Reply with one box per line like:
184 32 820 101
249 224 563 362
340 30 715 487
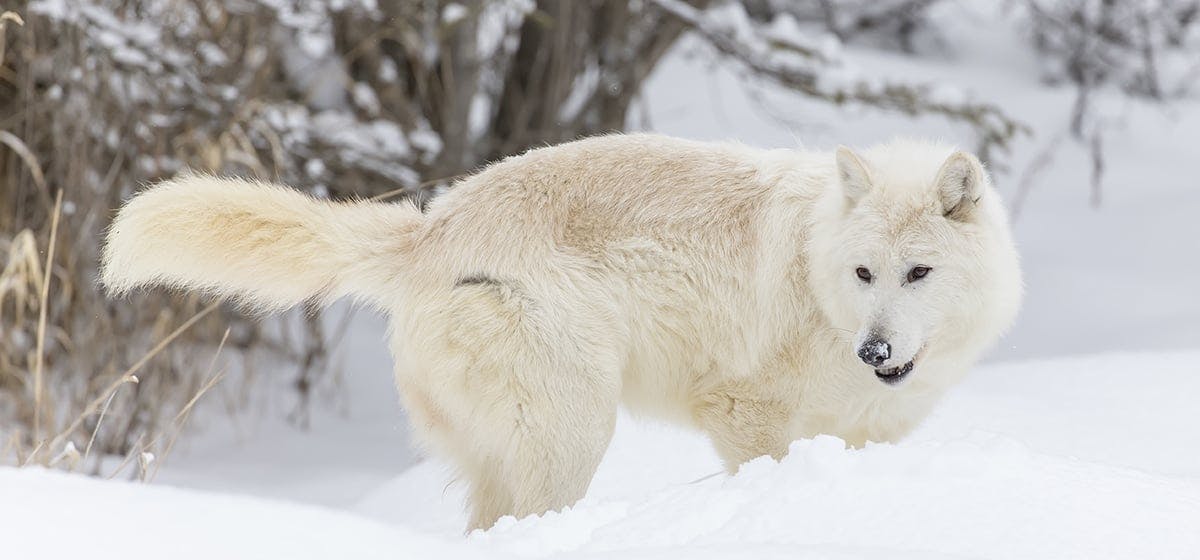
808 140 1022 388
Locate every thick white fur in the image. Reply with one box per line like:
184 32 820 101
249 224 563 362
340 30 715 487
102 174 422 311
102 134 1021 531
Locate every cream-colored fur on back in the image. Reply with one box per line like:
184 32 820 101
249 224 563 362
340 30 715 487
102 134 1021 532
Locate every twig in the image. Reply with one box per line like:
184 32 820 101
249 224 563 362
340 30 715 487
1089 128 1104 207
0 130 48 201
81 376 140 466
105 433 146 480
368 173 468 202
18 439 44 467
32 190 63 448
1012 130 1065 219
47 302 220 454
687 470 725 484
148 328 232 482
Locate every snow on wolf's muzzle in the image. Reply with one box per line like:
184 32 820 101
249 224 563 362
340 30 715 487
857 338 915 386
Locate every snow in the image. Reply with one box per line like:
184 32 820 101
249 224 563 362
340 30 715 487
196 41 229 66
378 57 399 83
443 3 469 25
558 63 602 122
305 158 326 179
27 0 67 19
477 0 534 59
913 352 1200 476
474 434 1200 559
469 92 494 141
5 352 1199 559
351 81 382 116
1 467 480 560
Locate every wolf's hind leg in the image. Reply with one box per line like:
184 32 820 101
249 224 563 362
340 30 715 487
504 381 618 524
426 281 621 531
463 457 514 532
460 361 619 531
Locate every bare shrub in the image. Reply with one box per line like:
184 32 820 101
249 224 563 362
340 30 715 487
741 0 945 53
1021 0 1200 207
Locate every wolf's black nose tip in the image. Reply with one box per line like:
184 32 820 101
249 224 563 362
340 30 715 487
857 340 891 367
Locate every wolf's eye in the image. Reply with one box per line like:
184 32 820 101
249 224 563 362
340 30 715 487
907 266 932 283
855 267 873 283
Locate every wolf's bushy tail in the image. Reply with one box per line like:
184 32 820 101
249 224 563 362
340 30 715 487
101 174 423 311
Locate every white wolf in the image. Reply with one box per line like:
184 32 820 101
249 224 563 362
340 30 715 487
102 134 1021 530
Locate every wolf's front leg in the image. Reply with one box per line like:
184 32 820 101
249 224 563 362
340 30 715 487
691 382 794 472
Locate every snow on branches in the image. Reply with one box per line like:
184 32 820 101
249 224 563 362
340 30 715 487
652 0 1027 159
1021 0 1200 205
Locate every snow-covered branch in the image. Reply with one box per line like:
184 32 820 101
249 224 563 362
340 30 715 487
1022 0 1200 204
652 0 1028 156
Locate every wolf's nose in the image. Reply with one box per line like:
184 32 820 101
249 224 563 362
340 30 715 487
857 339 891 367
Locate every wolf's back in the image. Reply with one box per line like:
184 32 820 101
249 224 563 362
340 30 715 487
101 175 422 311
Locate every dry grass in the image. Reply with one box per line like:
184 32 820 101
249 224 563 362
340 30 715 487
31 189 60 443
0 1 354 470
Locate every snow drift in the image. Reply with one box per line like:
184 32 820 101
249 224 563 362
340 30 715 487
5 353 1199 559
4 430 1197 559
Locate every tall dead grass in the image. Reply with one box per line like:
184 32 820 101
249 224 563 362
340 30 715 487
0 1 357 469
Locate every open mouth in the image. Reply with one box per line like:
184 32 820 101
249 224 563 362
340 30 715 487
874 360 914 385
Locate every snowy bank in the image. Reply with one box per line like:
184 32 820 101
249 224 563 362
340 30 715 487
7 352 1200 560
474 434 1200 559
4 435 1197 559
0 466 483 559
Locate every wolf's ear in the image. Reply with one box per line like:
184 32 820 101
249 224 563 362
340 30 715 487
935 151 985 221
836 146 873 205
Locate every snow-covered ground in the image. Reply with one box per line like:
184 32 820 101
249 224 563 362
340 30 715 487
5 352 1199 559
7 2 1199 558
